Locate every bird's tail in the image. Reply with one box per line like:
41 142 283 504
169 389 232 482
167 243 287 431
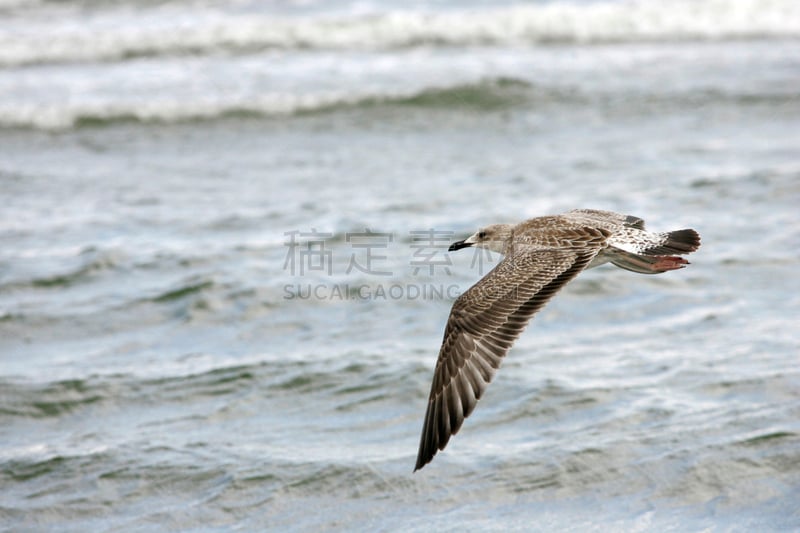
609 228 701 274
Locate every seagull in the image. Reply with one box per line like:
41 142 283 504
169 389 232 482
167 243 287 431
414 209 700 471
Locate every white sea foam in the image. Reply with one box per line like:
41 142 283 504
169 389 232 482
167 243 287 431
0 85 407 130
0 0 798 67
1 37 796 131
0 48 508 129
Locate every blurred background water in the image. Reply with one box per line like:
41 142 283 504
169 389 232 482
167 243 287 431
1 0 800 530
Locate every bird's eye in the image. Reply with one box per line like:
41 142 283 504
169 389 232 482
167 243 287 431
478 231 486 239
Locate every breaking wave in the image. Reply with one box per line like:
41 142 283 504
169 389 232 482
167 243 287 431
1 75 794 131
1 0 798 67
0 78 540 130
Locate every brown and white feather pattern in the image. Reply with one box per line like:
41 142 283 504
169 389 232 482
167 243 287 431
415 228 608 471
414 209 700 471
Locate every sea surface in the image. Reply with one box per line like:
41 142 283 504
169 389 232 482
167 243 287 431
2 0 800 531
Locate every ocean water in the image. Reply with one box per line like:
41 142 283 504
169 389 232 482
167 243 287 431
2 0 800 530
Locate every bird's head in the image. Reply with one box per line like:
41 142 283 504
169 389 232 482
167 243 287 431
449 223 513 255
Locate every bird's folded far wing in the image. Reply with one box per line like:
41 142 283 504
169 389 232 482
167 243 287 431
567 208 645 230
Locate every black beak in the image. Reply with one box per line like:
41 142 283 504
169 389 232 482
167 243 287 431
448 239 472 252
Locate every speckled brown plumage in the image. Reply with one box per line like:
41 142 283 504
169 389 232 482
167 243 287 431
414 209 700 471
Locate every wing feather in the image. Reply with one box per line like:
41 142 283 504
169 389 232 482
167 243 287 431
414 247 599 471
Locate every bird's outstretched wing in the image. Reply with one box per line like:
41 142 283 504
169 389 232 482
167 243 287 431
414 245 601 471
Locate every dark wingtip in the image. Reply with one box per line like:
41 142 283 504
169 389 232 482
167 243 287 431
624 214 646 229
414 444 435 472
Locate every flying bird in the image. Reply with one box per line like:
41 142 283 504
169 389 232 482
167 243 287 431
414 209 700 471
